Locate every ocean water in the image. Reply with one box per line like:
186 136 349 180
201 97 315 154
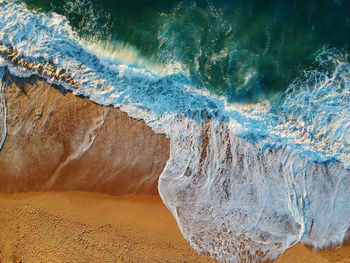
0 0 349 262
23 0 350 103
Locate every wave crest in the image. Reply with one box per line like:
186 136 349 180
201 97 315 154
0 1 349 262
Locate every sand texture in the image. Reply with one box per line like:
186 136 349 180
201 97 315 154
0 192 214 263
0 71 349 262
0 72 170 195
0 192 348 263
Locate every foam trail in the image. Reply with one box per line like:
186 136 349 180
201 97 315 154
159 119 349 262
0 1 349 262
0 66 7 151
272 48 350 168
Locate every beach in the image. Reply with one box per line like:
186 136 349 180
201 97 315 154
0 8 349 260
0 192 213 263
0 191 348 263
0 69 348 263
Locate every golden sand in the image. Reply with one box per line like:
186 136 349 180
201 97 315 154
0 192 348 263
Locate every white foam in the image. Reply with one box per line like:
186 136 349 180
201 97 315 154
0 66 7 151
0 1 349 262
273 48 350 168
159 119 349 261
79 39 187 76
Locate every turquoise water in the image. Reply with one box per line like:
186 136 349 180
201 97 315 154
0 1 349 262
24 0 350 102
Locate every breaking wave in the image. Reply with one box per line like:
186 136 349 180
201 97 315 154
0 1 349 262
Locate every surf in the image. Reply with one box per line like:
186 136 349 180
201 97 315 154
0 1 349 262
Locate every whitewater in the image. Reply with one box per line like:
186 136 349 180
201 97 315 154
0 1 349 262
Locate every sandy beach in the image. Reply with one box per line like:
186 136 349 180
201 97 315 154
0 191 348 263
0 192 213 263
0 65 348 263
1 1 350 262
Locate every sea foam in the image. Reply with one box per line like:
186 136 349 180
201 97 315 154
0 1 349 262
0 66 7 151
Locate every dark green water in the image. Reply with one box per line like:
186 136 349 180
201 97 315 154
24 0 350 102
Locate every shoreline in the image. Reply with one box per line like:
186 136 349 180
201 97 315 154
0 71 170 195
0 191 349 263
0 67 348 262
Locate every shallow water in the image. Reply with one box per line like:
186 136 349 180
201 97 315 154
0 0 349 262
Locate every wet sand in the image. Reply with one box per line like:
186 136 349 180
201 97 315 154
0 191 348 263
0 73 170 195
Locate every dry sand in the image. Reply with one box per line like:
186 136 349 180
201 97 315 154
0 192 348 263
0 192 214 263
1 51 349 263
